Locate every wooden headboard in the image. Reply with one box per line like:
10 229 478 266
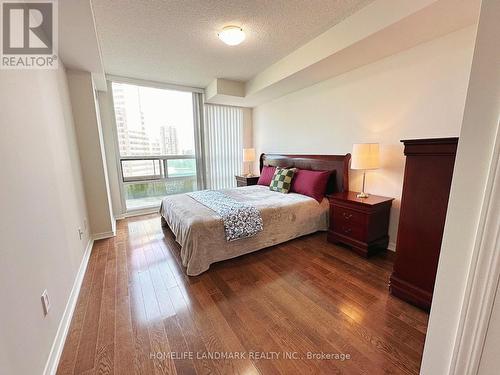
259 153 351 194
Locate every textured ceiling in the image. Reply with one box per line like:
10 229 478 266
91 0 374 88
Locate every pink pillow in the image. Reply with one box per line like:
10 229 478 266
291 169 331 202
257 166 276 186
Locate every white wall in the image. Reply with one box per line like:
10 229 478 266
253 26 476 248
242 107 253 149
422 0 500 372
0 65 90 374
67 70 115 237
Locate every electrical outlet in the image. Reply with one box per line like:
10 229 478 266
78 227 83 240
41 290 50 316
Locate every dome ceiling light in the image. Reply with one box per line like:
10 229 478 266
218 26 245 46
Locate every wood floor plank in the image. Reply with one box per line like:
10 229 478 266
58 214 428 375
114 240 135 375
138 228 177 375
73 241 109 374
95 239 117 375
145 235 199 375
127 222 156 375
167 285 220 375
57 244 99 375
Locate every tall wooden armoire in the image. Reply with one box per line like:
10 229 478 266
390 138 458 310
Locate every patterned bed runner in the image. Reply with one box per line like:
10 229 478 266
187 190 263 241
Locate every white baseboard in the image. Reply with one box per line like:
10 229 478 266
114 208 159 221
93 230 115 240
123 207 159 218
43 238 94 375
387 241 396 252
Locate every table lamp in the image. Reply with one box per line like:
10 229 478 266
243 148 256 177
351 143 380 198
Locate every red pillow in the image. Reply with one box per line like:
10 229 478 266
257 166 276 186
291 169 331 202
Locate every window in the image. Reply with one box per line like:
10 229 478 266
111 82 198 210
110 83 245 211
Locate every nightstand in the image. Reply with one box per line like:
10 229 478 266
235 175 260 187
327 192 394 257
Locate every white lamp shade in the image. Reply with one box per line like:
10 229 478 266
351 143 380 170
243 148 256 162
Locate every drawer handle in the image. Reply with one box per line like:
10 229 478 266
343 212 353 220
342 227 352 234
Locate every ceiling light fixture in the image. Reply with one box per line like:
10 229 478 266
218 26 245 46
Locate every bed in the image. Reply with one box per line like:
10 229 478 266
160 153 350 276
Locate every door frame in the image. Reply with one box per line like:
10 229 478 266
450 125 500 374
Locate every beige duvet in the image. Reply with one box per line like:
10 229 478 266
160 185 329 276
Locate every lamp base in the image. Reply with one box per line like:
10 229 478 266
357 192 369 198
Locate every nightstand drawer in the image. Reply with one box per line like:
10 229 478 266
331 206 365 226
333 222 365 241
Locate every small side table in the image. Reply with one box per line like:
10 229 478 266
327 191 394 257
235 175 260 187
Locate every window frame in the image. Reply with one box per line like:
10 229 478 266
119 155 197 183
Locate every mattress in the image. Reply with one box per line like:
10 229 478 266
160 185 329 276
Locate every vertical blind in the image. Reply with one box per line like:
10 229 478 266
204 104 243 189
192 93 206 190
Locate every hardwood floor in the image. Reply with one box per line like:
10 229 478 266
57 214 428 375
